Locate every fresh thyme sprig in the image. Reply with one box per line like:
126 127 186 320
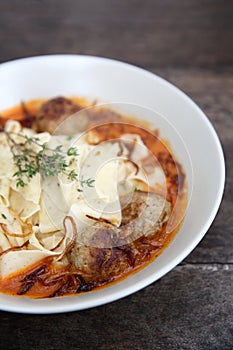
3 130 94 188
80 176 95 188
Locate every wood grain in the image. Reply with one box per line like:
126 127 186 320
0 0 233 67
0 0 232 349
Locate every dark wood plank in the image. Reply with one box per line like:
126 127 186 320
0 0 233 67
0 264 232 350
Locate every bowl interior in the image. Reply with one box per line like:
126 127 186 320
0 55 225 313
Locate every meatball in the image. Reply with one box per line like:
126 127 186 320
68 191 171 282
36 97 82 134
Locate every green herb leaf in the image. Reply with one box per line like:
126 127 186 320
67 169 78 181
55 145 63 152
80 177 95 188
67 147 79 157
16 178 26 187
66 135 73 141
2 130 93 189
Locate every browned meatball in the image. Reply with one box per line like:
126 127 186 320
36 97 82 134
68 191 171 282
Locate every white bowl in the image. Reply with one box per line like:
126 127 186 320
0 55 225 314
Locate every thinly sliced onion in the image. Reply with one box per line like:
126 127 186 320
85 214 113 225
0 240 29 257
7 208 33 236
32 230 66 252
123 159 139 175
29 216 77 260
40 270 81 286
56 216 77 261
0 223 32 238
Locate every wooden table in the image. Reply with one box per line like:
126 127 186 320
0 1 232 349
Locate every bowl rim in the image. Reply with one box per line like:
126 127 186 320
0 54 225 314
